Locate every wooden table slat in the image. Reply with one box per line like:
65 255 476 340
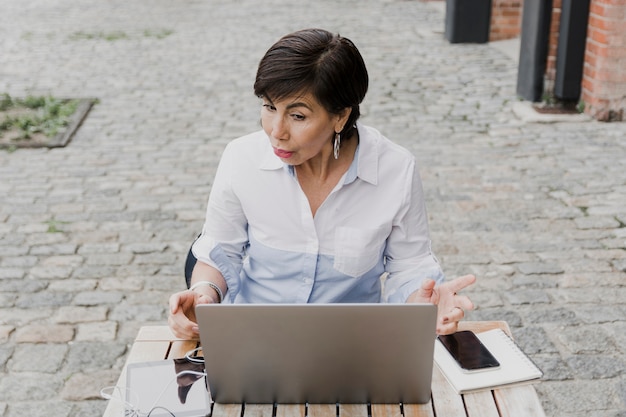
167 339 200 359
276 404 306 417
339 403 368 417
402 402 435 417
494 385 546 417
371 403 402 417
243 404 274 417
308 403 337 417
464 390 500 417
212 403 244 417
430 365 467 417
135 325 181 341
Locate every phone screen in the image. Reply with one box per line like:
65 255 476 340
437 331 500 372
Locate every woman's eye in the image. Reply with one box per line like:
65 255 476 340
291 114 305 121
262 104 276 111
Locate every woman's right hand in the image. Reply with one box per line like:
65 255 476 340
168 289 214 339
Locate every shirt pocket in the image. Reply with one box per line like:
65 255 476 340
333 226 387 278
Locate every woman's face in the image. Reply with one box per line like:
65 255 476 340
261 92 349 166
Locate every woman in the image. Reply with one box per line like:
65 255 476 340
169 28 475 339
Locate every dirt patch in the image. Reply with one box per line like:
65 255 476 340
532 101 580 115
0 94 95 150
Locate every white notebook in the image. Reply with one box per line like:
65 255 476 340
434 329 543 394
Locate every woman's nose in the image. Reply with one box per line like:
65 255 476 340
271 115 287 139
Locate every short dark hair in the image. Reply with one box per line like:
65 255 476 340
254 28 369 141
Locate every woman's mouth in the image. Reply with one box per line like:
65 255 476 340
273 147 294 159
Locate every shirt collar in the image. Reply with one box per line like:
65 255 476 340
353 123 378 186
258 123 379 185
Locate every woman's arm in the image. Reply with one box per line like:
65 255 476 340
168 261 228 339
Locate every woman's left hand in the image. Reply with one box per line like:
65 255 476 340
407 274 476 335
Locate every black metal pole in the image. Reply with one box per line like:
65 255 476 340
554 0 591 101
445 0 492 44
516 0 554 102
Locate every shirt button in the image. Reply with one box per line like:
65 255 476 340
303 277 312 284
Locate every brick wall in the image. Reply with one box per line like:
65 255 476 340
432 0 626 121
581 0 626 121
489 0 524 41
545 0 562 89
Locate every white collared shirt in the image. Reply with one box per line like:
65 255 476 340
192 123 444 303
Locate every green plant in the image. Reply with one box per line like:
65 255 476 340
69 30 129 41
0 93 12 111
45 219 67 233
18 95 46 109
143 29 173 39
0 93 79 141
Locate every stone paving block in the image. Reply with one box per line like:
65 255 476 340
613 259 626 272
504 289 552 305
556 326 616 354
518 262 565 275
61 370 119 401
73 291 124 306
48 278 98 292
76 242 121 254
65 342 127 373
525 307 579 326
514 326 560 355
98 276 144 291
71 265 117 279
538 379 624 416
0 326 14 343
14 324 74 343
109 302 167 322
84 253 133 266
75 321 118 342
0 268 25 280
54 306 108 324
27 265 74 280
3 400 74 417
566 355 626 379
575 305 626 325
9 343 68 373
534 356 574 381
15 292 74 309
0 373 65 402
0 255 38 268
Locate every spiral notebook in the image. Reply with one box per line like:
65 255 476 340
434 329 543 394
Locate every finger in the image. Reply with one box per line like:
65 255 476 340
442 306 465 324
418 278 436 296
448 274 476 293
168 312 199 339
454 295 475 312
169 292 182 314
437 321 459 335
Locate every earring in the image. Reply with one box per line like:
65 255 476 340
333 132 341 159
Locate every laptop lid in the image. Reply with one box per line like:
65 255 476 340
195 303 437 404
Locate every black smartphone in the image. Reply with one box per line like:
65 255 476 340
438 330 500 372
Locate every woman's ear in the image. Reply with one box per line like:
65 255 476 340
335 107 352 133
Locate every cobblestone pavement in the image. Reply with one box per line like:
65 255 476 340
1 1 625 416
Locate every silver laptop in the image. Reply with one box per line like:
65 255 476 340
195 303 437 404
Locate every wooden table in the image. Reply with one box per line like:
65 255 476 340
103 321 546 417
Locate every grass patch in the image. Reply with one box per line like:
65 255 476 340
69 30 129 41
0 93 94 150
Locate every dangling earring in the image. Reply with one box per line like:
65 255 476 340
333 132 341 160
